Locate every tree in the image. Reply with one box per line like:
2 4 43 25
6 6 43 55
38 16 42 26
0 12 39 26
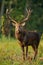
0 0 5 28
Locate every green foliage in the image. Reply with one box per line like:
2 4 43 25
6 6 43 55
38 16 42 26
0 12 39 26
0 0 43 37
10 8 24 22
7 0 43 32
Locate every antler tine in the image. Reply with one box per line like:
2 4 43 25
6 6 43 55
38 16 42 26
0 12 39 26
21 8 32 23
6 9 17 24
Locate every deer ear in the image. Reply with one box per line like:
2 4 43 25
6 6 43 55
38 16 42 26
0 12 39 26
21 22 26 26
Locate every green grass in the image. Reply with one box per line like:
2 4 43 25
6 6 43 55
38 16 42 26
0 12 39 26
0 36 43 65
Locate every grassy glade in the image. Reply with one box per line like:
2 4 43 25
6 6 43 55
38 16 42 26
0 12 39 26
0 36 43 65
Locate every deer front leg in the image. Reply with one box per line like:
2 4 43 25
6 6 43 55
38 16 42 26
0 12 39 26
26 46 28 59
21 46 25 60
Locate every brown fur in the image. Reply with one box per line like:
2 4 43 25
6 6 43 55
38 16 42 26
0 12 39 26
12 23 41 60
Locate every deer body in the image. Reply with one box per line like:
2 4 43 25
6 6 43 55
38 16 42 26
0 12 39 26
6 9 41 60
15 28 40 46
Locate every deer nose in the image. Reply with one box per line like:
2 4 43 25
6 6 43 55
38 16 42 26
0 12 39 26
15 28 19 33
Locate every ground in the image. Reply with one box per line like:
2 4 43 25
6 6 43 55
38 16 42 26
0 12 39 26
0 36 43 65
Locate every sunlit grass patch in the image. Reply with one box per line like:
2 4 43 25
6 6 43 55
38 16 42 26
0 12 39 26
0 36 43 65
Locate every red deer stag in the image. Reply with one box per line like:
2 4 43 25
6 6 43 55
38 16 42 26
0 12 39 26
6 9 41 60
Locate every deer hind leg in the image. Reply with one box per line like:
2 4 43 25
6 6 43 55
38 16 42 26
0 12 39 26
32 45 38 59
21 46 25 60
34 48 38 59
26 46 28 59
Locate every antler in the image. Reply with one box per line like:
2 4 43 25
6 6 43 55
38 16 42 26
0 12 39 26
21 8 32 23
6 9 17 24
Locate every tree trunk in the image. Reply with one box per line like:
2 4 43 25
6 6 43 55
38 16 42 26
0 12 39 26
0 0 5 28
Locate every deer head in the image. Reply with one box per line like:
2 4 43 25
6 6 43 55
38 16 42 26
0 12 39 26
6 8 32 34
